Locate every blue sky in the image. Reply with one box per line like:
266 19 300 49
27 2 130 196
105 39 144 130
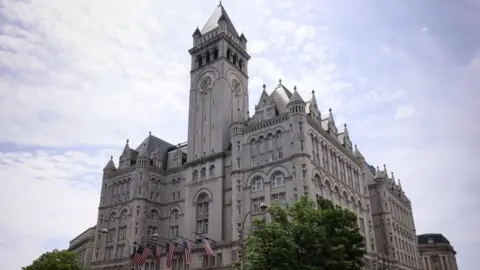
0 0 479 269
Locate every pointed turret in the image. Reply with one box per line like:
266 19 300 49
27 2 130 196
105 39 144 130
122 139 131 156
308 90 321 120
103 156 116 171
374 166 382 180
240 32 247 42
201 3 239 36
192 27 201 37
354 144 365 159
287 86 305 105
340 123 353 150
326 108 338 135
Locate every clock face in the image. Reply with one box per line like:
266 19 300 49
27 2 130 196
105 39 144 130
231 78 241 95
200 76 212 91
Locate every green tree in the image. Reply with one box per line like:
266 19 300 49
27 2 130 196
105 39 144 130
22 249 83 270
243 196 366 270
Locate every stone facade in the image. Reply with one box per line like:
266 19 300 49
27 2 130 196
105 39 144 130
68 3 422 270
68 226 96 269
417 234 458 270
365 164 422 270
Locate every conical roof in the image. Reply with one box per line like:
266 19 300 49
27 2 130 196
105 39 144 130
353 145 364 159
103 156 116 170
287 86 305 105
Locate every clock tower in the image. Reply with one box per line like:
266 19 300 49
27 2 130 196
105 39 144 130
186 3 250 161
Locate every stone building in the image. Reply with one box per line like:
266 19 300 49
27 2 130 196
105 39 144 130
364 164 422 270
417 234 458 270
69 3 421 270
69 226 96 269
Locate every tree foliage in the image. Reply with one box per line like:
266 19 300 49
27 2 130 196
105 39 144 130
22 249 83 270
243 196 366 270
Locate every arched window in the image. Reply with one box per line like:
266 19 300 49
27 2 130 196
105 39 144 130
271 171 285 187
201 167 206 178
150 210 159 221
233 54 237 65
193 170 198 181
109 212 116 223
239 59 243 70
206 51 211 63
313 174 321 188
170 209 179 221
251 176 264 192
120 210 127 221
196 193 210 234
209 165 215 176
197 55 203 67
213 47 219 59
226 48 231 60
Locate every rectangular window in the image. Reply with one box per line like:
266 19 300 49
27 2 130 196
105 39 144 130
196 219 208 234
251 197 266 214
299 122 303 132
236 141 240 151
278 148 283 159
170 225 179 238
217 253 223 265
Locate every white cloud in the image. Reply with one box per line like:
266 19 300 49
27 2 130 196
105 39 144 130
0 149 114 269
394 105 415 120
1 0 479 269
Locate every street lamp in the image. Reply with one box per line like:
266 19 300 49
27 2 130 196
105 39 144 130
240 202 268 270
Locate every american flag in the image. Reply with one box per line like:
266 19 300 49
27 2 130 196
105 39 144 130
131 245 150 267
166 242 175 268
154 245 162 264
202 238 214 256
183 240 192 265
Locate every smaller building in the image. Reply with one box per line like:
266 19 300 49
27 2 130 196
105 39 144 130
417 234 458 270
69 225 96 269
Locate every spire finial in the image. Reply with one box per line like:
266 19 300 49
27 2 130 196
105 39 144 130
149 131 151 136
219 0 222 6
383 164 387 171
344 123 347 128
263 84 266 90
329 108 332 113
355 144 357 149
279 78 282 84
376 166 380 171
294 85 297 91
126 139 129 143
110 156 113 160
312 90 315 94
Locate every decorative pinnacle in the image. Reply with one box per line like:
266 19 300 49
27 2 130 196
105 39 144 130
354 144 357 148
383 164 387 170
279 78 282 83
312 90 315 94
344 123 347 127
149 131 151 136
110 156 113 160
329 108 332 113
126 139 129 143
294 85 297 91
263 84 266 90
